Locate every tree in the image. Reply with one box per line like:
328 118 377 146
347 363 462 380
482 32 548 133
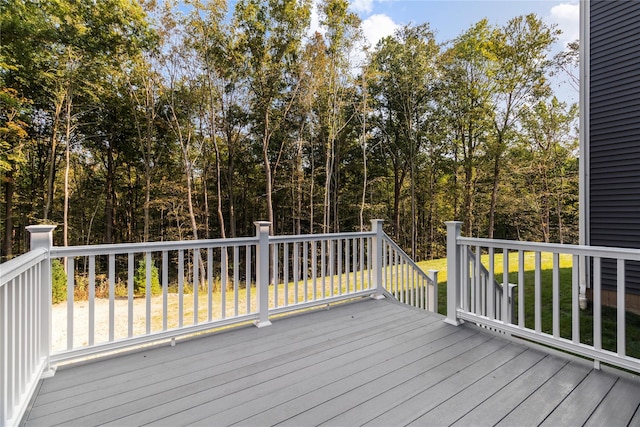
437 20 494 237
0 88 30 259
518 97 578 242
316 0 361 233
234 0 311 233
486 14 559 238
369 24 437 255
1 0 56 255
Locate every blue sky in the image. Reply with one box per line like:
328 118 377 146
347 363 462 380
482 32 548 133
341 0 579 47
309 0 580 102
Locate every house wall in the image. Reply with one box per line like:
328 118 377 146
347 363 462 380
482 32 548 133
589 0 640 293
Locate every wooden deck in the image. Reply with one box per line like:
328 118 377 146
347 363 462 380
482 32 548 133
22 297 640 427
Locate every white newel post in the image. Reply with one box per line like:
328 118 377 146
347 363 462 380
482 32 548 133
26 224 57 375
254 221 272 328
428 270 439 313
445 221 463 326
370 219 385 300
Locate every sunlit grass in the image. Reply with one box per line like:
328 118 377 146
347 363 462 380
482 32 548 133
53 272 376 351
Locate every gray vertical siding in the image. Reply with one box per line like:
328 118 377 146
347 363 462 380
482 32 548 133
590 0 640 291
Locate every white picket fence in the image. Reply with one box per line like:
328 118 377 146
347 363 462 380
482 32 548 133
0 220 435 427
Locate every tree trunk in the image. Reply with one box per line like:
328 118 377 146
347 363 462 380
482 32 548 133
227 148 237 238
393 161 404 241
44 100 63 220
296 132 303 235
3 169 14 259
323 139 333 233
63 88 72 248
203 170 210 238
463 135 474 236
488 152 500 239
213 137 226 238
144 160 151 242
105 142 115 244
360 133 367 232
183 147 199 240
310 141 315 234
410 154 417 259
263 130 274 234
557 174 564 244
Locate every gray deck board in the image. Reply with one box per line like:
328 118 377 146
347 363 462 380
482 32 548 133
39 302 403 407
540 369 617 426
495 361 591 427
31 301 407 425
281 334 497 426
155 313 445 426
407 348 547 426
22 297 640 427
584 377 640 426
362 343 527 426
450 356 569 426
233 325 479 427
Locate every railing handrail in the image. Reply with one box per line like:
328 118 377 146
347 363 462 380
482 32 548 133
48 231 379 258
0 247 47 286
459 236 640 260
271 231 375 244
49 236 260 257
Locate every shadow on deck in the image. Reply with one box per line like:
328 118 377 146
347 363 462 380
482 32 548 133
22 298 640 426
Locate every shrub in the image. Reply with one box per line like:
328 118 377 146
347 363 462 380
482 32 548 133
134 259 161 296
51 259 67 304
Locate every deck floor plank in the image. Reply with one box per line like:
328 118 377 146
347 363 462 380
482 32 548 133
39 299 396 395
148 311 443 426
306 337 510 426
450 356 569 426
28 301 410 425
629 406 640 427
407 348 547 426
362 343 529 426
106 309 439 426
232 326 479 427
21 298 640 427
583 376 640 427
274 333 494 427
30 303 397 419
495 362 592 427
34 302 403 411
540 368 617 427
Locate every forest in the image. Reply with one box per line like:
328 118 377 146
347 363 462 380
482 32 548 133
0 0 579 262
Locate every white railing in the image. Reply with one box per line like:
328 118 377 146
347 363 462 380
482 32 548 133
269 230 376 314
445 221 640 373
465 247 515 323
1 218 435 426
0 226 55 427
382 235 439 312
45 221 381 363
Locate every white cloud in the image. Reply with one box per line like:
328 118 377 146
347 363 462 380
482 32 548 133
361 14 399 48
549 2 579 47
350 0 374 14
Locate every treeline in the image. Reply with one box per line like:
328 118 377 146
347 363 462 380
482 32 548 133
1 0 578 261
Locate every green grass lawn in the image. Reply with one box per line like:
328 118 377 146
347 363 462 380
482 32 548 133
418 253 640 358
